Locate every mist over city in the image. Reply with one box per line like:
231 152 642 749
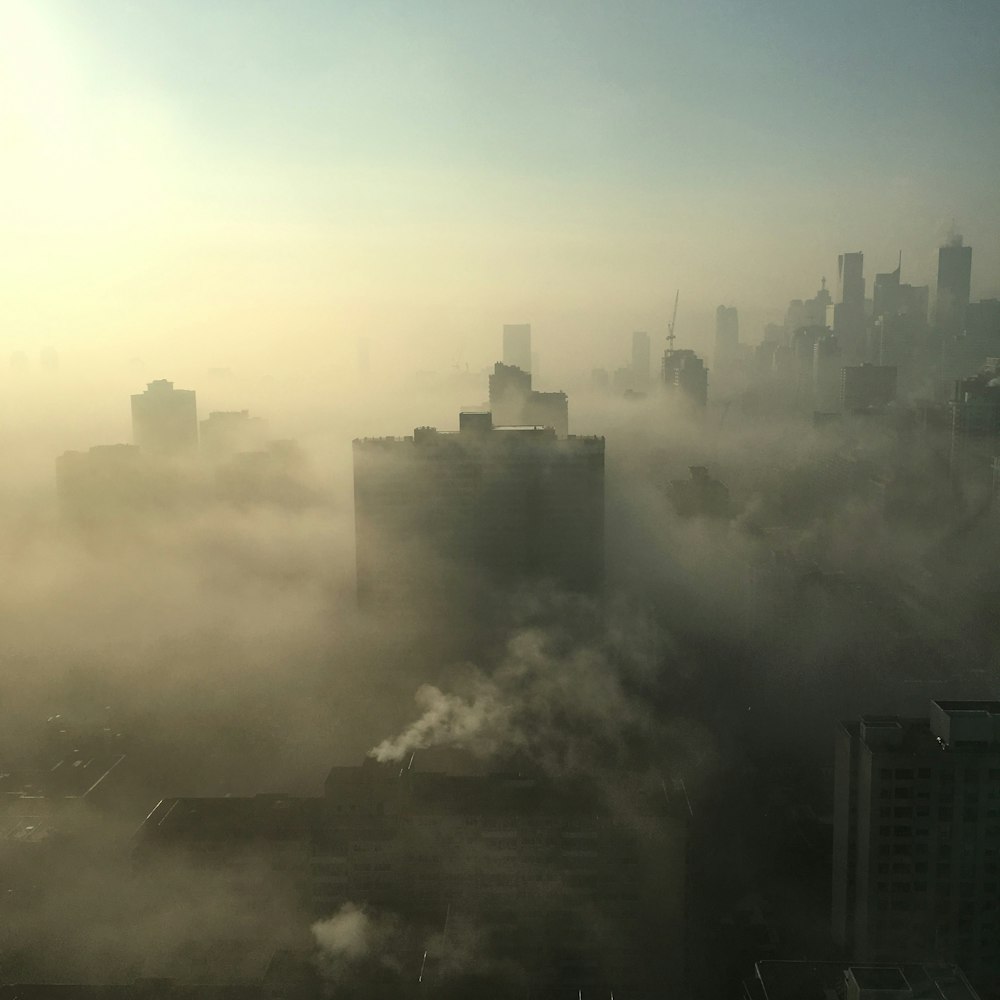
2 2 1000 999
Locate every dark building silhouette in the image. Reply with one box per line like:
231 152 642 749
661 349 708 408
632 330 651 389
669 466 732 518
130 379 198 457
134 758 685 998
936 237 973 339
833 702 1000 994
715 306 739 368
353 414 603 607
841 364 897 414
834 252 866 361
948 374 1000 479
487 362 569 437
502 323 532 373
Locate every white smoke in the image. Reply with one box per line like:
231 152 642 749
312 902 373 960
368 680 513 763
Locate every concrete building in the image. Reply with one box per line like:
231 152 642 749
841 365 898 414
502 323 532 373
936 238 973 339
353 413 604 606
948 375 1000 480
662 349 708 408
834 253 867 362
715 306 740 368
488 362 569 437
833 702 1000 993
200 410 268 461
130 379 198 457
134 758 686 997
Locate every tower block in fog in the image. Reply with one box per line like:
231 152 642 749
502 323 532 373
488 362 569 436
130 379 198 457
834 702 1000 994
353 412 604 607
662 349 708 408
936 236 973 339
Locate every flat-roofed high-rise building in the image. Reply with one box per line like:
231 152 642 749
353 413 603 607
833 701 1000 994
632 331 651 389
834 253 866 361
714 306 739 367
502 323 532 373
662 349 708 408
130 379 198 457
936 237 973 338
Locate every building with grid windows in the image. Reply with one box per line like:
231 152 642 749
833 702 1000 996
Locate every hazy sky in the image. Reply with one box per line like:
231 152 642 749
2 0 999 377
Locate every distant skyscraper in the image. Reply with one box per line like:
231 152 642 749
631 331 651 389
353 414 603 606
130 380 198 457
936 237 973 338
488 362 568 437
873 256 902 320
833 702 1000 994
834 253 866 361
714 306 739 367
502 323 532 373
661 349 708 408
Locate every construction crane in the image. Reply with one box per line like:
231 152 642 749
666 289 679 351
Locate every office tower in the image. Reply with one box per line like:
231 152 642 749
502 323 532 373
936 237 973 338
714 306 739 367
841 364 897 413
873 257 902 320
632 330 651 388
488 361 569 437
834 253 866 362
833 701 1000 994
353 413 603 606
130 379 198 457
199 410 268 462
813 332 842 411
662 349 708 408
948 376 1000 480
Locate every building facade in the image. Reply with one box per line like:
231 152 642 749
833 702 1000 994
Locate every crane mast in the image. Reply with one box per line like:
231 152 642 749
666 290 679 351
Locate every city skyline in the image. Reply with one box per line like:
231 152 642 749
2 1 999 379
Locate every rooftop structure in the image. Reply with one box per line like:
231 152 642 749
353 413 604 607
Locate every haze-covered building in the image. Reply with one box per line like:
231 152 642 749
662 349 708 408
841 365 897 414
130 380 198 458
352 413 604 607
200 410 268 461
936 238 973 339
488 362 569 437
833 702 1000 994
502 323 532 373
134 757 685 999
